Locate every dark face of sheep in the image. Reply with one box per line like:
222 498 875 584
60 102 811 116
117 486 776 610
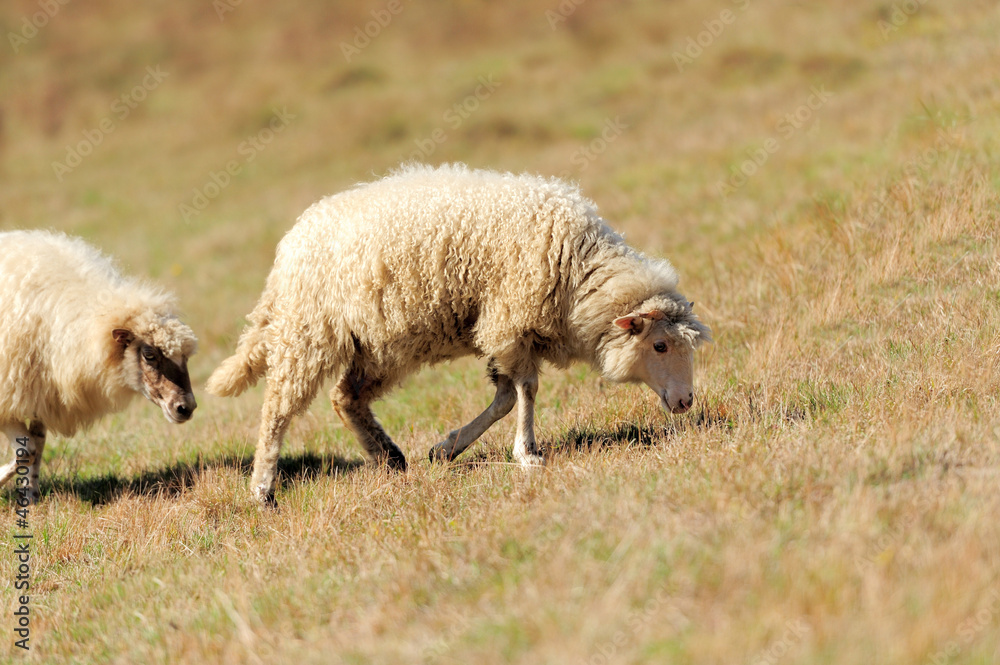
113 329 197 423
609 307 709 414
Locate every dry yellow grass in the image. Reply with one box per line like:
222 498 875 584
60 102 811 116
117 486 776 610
1 0 999 663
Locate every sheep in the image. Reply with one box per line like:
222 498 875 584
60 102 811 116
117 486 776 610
0 230 198 504
207 163 711 504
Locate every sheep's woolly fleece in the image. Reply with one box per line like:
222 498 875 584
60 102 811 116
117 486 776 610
208 163 709 405
0 230 197 435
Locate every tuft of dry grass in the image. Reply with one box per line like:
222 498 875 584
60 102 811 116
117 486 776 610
2 0 1000 663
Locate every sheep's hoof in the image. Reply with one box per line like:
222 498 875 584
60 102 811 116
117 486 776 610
514 452 546 468
383 449 408 472
428 443 453 464
251 484 277 508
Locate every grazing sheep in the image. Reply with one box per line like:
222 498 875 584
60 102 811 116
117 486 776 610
208 163 710 503
0 230 198 503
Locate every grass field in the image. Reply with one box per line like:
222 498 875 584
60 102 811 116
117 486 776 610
2 0 1000 663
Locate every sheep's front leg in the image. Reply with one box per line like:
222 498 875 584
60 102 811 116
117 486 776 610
0 421 45 504
512 373 545 467
331 371 407 471
429 374 516 462
0 423 28 488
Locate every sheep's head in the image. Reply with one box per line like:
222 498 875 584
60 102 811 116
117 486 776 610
113 315 198 423
601 297 711 414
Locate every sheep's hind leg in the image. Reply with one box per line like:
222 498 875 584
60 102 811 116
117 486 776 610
331 370 407 471
512 372 545 467
0 421 45 504
429 374 516 463
251 368 322 505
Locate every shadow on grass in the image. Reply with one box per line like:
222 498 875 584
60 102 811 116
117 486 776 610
552 405 736 456
31 404 737 503
32 452 365 506
556 422 674 454
447 448 512 470
438 405 736 470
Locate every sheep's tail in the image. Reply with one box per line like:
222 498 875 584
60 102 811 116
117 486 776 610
206 303 271 397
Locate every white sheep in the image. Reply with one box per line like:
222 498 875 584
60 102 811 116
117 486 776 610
207 163 710 503
0 230 198 504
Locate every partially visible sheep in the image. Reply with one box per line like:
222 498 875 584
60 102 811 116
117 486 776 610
208 163 710 504
0 230 198 503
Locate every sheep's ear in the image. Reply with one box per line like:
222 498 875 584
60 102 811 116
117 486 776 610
112 329 134 347
614 310 664 334
613 315 644 334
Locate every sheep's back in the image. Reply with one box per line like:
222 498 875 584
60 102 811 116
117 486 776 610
269 166 608 366
0 231 138 432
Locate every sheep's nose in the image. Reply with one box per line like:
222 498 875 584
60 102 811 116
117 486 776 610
175 399 196 420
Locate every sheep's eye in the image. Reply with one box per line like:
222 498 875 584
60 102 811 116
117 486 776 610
141 347 157 362
653 341 668 353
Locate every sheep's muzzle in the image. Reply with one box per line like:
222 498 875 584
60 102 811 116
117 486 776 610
140 352 197 424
